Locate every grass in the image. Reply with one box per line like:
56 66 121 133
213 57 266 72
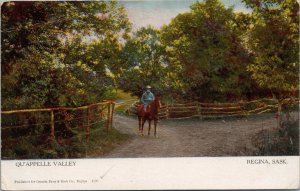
104 88 138 113
110 88 138 113
115 99 137 113
2 89 138 159
84 127 130 157
1 124 130 159
252 111 299 156
114 89 137 100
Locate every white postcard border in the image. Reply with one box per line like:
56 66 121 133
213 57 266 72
1 156 299 190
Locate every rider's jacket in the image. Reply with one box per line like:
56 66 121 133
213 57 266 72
141 91 155 106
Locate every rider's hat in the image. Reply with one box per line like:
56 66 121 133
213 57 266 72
146 85 151 89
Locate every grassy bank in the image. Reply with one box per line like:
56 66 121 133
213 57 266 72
115 99 137 114
251 112 299 156
2 124 130 159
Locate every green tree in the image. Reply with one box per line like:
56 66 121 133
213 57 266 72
1 1 131 109
119 26 167 96
161 0 252 102
243 0 299 99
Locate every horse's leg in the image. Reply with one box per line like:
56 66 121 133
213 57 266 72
141 118 146 136
154 118 157 137
148 119 152 136
138 116 141 134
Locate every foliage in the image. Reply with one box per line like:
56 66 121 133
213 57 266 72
253 112 299 155
1 125 129 159
243 0 299 98
119 26 167 96
1 1 131 110
160 0 253 102
2 0 298 107
114 99 137 113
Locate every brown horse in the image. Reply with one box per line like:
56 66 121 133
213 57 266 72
137 96 162 136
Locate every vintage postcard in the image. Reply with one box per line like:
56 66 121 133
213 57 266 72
1 0 299 190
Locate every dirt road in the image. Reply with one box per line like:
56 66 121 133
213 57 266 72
104 112 298 157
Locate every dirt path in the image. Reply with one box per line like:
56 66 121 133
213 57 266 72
104 112 298 157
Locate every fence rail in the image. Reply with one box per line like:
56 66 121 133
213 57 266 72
1 100 116 145
126 98 299 119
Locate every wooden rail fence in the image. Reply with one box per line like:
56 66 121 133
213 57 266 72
126 98 299 119
1 100 115 144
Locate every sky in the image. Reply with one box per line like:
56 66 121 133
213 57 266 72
120 0 250 30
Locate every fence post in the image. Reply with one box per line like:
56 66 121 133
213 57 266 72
197 102 202 119
86 106 90 142
166 105 169 119
110 102 115 129
240 102 246 116
106 102 111 131
51 110 55 140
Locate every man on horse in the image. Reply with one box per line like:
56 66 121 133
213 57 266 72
141 85 155 112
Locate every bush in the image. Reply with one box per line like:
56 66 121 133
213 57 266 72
253 112 299 156
1 124 129 159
